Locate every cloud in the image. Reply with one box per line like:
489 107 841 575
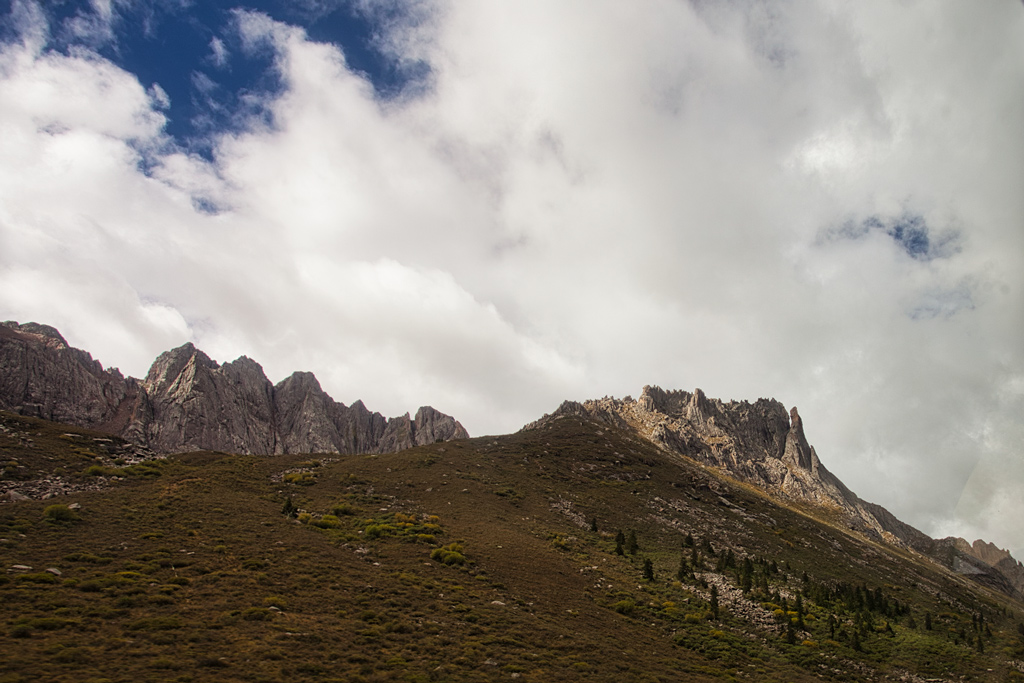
0 1 1022 557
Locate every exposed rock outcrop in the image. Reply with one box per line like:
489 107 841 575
0 321 467 455
525 385 925 546
0 321 147 436
924 537 1024 600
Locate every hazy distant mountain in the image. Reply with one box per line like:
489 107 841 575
0 320 467 455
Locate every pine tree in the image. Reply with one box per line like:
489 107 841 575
677 554 688 582
710 584 719 619
614 530 625 555
281 496 296 518
590 518 598 533
643 558 654 581
626 530 639 555
786 620 796 645
684 532 694 548
741 558 754 593
691 545 701 569
924 612 932 630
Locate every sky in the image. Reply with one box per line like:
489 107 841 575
0 0 1022 558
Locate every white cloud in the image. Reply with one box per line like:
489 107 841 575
0 1 1022 557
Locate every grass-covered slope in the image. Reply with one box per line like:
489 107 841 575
1 410 1023 682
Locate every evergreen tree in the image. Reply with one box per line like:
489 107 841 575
741 558 754 593
786 620 796 645
924 611 932 630
684 532 694 548
281 496 297 518
643 558 654 581
710 584 719 619
626 530 639 555
614 530 625 556
677 554 689 582
590 518 598 533
691 545 701 569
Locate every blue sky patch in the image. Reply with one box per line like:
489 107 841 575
830 212 960 262
1 0 428 155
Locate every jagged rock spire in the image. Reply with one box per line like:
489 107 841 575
782 406 813 470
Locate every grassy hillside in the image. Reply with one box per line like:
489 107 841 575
1 410 1023 682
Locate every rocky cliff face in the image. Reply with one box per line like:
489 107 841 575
0 322 146 436
524 385 935 549
0 321 467 455
923 537 1024 600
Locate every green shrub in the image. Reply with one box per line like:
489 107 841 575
365 523 394 539
121 463 161 477
430 543 466 566
332 503 356 516
64 552 112 564
242 607 273 621
43 504 77 522
16 572 58 584
312 515 341 529
613 599 636 615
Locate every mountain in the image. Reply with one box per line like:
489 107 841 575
1 408 1022 682
0 321 467 455
525 385 1023 602
3 319 1021 603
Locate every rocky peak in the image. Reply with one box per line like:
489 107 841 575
0 322 468 456
523 385 927 551
959 538 1013 567
0 320 140 433
143 343 216 395
413 406 470 446
685 388 713 425
2 321 69 349
782 406 813 470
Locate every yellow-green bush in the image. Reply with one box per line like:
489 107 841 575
430 542 466 566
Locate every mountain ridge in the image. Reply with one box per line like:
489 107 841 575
523 385 1023 601
0 320 467 456
2 319 1020 603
